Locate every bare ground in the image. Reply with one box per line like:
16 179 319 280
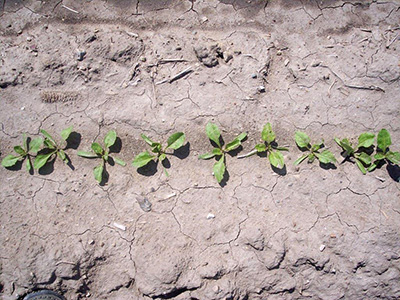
1 0 400 299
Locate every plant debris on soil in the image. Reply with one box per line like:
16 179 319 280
1 1 400 299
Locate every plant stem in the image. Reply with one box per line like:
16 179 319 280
237 149 257 159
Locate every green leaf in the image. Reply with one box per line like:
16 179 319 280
374 152 386 160
357 132 375 149
212 148 223 156
275 146 289 151
132 151 155 168
151 143 162 153
14 146 26 156
60 126 73 141
104 150 109 161
159 153 166 161
77 151 99 158
166 132 185 150
34 152 54 170
295 131 310 149
355 159 367 175
255 143 267 152
206 122 221 148
269 151 285 169
236 132 247 142
29 137 42 153
44 139 56 149
294 154 308 166
199 152 216 160
26 158 32 172
315 150 336 164
93 164 104 183
377 129 391 152
1 154 20 167
261 123 276 143
40 129 56 145
368 162 378 172
335 138 354 156
311 140 324 152
386 151 400 165
113 157 126 166
308 153 316 163
58 150 68 162
225 133 246 152
91 143 104 155
141 134 155 147
213 156 225 183
355 152 371 165
104 130 117 148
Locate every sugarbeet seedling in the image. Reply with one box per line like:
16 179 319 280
34 127 73 170
334 132 375 174
238 123 288 169
368 129 400 172
132 132 186 176
294 131 336 166
1 134 42 172
77 130 126 183
199 122 247 183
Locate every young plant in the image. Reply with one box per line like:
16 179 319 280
334 132 375 174
368 129 400 172
238 123 288 169
199 122 247 183
77 130 126 183
34 127 73 170
294 131 336 166
132 132 186 176
1 134 42 172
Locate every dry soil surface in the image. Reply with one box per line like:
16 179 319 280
1 1 400 299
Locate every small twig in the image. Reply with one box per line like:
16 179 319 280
169 67 193 83
328 79 336 97
158 59 187 64
237 149 257 159
386 33 399 48
61 5 79 14
360 28 372 32
125 31 138 38
344 84 385 92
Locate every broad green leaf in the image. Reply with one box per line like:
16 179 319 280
335 138 354 156
93 164 104 183
377 129 391 152
206 122 221 148
34 152 54 170
294 154 308 166
315 150 336 164
357 132 375 149
159 153 166 161
44 139 56 149
269 150 285 169
166 132 185 150
255 143 267 152
60 126 73 141
77 151 99 158
151 143 162 153
29 137 42 153
386 151 400 165
374 152 386 160
225 139 241 152
104 130 117 148
199 152 216 160
141 134 154 146
213 156 225 183
91 143 103 155
26 158 32 172
261 123 276 143
236 132 247 142
132 151 155 168
40 129 56 145
311 140 324 152
275 146 289 151
295 131 310 149
1 154 20 167
14 146 26 156
114 157 126 166
212 148 223 156
368 162 378 172
58 150 68 162
355 159 367 175
355 152 371 165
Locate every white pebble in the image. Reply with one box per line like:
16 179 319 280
319 244 326 252
207 213 215 219
113 222 126 231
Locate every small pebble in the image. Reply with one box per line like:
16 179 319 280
20 106 25 111
284 59 290 66
257 86 266 93
320 244 326 252
26 36 32 42
88 240 95 245
77 49 86 61
213 285 220 293
113 222 126 231
251 73 257 79
207 213 215 219
276 50 282 56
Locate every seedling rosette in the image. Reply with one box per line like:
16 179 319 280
238 123 288 169
368 129 400 172
1 134 42 172
199 122 247 183
294 131 336 166
34 126 73 170
334 132 375 174
132 132 186 176
77 130 126 183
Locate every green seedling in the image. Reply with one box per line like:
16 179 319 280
77 130 126 183
34 127 73 170
1 134 42 172
238 123 288 169
199 122 247 183
132 132 186 176
368 129 400 172
294 131 336 166
334 132 375 174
